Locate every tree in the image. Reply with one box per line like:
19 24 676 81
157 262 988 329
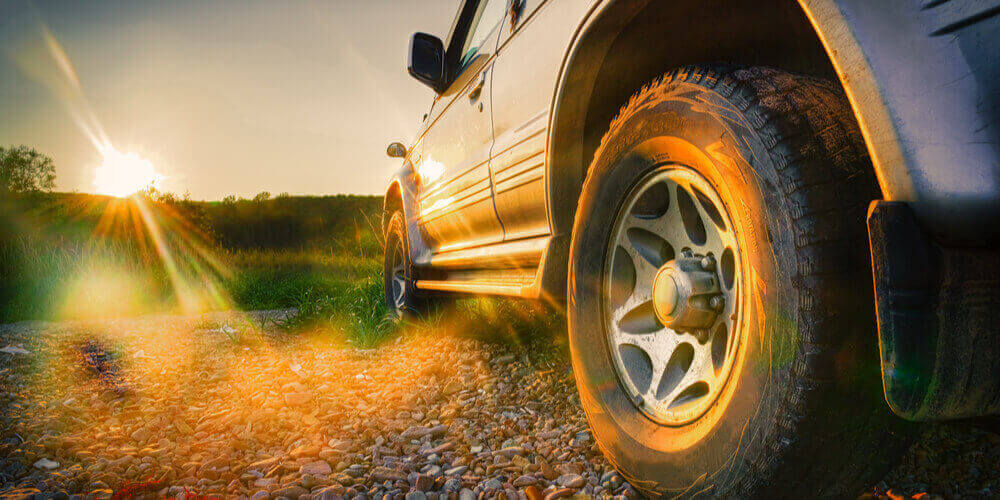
253 191 271 202
0 146 56 194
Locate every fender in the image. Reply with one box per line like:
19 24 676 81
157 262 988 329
384 161 433 266
798 0 1000 245
548 0 1000 246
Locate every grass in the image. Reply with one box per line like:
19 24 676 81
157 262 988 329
1 192 568 352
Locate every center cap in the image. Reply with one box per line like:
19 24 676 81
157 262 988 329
652 268 680 320
651 256 723 332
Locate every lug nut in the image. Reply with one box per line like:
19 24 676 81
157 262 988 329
694 328 710 343
681 249 694 258
634 395 644 407
710 295 725 311
700 256 715 271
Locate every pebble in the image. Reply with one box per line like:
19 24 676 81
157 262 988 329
0 310 991 500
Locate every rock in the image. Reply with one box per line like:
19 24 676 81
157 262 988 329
496 446 525 458
444 466 467 476
301 461 333 476
512 475 537 487
443 478 463 492
33 458 60 470
556 474 585 489
0 345 30 355
248 457 281 472
405 492 427 500
313 486 345 500
0 488 40 500
524 485 544 500
272 485 309 499
301 473 324 489
400 426 431 440
539 462 558 481
370 467 407 483
483 478 503 491
284 393 312 406
250 491 270 500
458 488 476 500
543 488 576 500
410 473 434 492
291 444 321 459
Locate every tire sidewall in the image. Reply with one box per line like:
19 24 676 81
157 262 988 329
383 211 419 318
568 81 800 495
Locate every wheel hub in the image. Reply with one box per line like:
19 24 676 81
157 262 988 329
652 254 723 341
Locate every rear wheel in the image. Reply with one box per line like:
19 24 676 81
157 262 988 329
568 66 912 497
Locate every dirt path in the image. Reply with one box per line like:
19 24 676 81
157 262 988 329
0 311 996 499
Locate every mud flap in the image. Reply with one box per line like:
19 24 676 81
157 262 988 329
868 201 1000 421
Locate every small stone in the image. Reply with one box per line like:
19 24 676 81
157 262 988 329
458 488 476 500
539 462 558 481
405 492 427 500
272 485 309 499
313 486 345 500
444 466 467 476
410 474 434 492
543 488 576 500
301 460 333 476
443 478 463 492
251 491 270 500
512 475 537 487
284 392 312 406
556 474 585 489
33 458 60 470
524 485 545 500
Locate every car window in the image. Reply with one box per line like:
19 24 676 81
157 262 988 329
458 0 507 69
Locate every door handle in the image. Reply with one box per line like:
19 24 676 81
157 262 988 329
469 71 486 102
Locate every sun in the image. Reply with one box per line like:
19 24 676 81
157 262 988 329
93 148 164 197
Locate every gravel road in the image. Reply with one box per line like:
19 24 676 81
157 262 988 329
0 311 996 499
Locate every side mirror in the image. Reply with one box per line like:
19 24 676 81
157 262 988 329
387 142 407 158
407 33 446 93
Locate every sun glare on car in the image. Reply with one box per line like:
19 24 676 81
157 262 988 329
93 148 163 197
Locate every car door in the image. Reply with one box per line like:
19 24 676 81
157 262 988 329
489 0 582 242
416 0 509 253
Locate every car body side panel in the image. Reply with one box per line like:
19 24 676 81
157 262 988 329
799 0 1000 245
491 0 593 243
417 41 504 253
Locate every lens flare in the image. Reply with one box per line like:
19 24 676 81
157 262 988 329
93 148 164 198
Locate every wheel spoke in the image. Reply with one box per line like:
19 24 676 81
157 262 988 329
614 241 658 306
614 330 681 396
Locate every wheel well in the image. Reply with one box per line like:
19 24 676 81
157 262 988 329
548 0 847 238
383 181 402 234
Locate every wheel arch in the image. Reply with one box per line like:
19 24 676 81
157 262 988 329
546 0 891 240
383 180 403 235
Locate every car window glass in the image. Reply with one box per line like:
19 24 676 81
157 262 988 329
459 0 506 69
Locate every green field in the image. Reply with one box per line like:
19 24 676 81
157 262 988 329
0 191 565 348
0 192 382 322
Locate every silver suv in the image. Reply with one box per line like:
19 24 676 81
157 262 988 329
382 0 1000 496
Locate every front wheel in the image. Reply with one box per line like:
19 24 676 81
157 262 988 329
383 210 426 320
568 66 912 497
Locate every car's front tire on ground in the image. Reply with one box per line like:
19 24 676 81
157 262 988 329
383 210 427 320
568 66 913 498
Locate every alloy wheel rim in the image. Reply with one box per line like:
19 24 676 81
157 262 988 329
603 165 743 426
390 239 407 314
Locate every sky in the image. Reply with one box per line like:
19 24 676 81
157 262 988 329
0 0 457 199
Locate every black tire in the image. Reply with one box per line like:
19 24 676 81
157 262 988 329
383 210 427 320
568 66 913 498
